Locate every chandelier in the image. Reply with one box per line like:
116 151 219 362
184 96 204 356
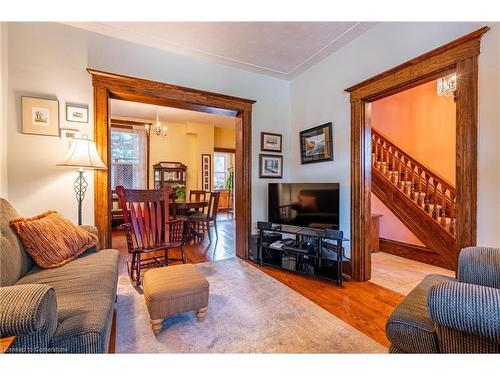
145 106 168 137
437 73 457 97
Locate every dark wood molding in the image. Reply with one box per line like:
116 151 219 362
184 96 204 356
110 118 152 127
214 147 236 153
89 69 254 260
379 238 454 270
345 27 488 281
345 27 489 97
88 69 255 115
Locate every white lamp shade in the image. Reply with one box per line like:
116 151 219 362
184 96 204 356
57 137 107 170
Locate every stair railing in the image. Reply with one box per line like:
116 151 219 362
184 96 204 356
371 128 456 237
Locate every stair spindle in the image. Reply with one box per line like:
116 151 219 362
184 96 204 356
424 194 431 213
449 206 456 236
440 202 448 227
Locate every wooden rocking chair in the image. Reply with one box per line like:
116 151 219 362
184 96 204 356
116 185 186 286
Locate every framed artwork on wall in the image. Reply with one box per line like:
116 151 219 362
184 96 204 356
21 96 59 136
260 132 282 152
299 122 333 164
201 153 212 191
259 154 283 178
66 104 88 124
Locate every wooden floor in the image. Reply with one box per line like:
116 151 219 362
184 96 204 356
111 214 236 273
112 215 403 349
251 264 403 347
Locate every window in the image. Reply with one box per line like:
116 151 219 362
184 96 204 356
213 152 234 190
213 154 226 190
111 128 147 190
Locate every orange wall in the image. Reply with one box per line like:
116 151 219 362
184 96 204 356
371 79 455 245
371 80 456 184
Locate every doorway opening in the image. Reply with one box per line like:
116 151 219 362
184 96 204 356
368 77 457 294
88 69 254 262
108 99 237 268
345 27 488 281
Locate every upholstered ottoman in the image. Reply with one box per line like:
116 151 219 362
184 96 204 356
143 264 209 335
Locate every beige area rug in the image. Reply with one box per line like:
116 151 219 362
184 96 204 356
116 258 385 353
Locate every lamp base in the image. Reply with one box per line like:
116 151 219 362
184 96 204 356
74 170 88 225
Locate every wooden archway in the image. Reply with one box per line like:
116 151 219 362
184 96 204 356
88 69 255 259
345 27 489 281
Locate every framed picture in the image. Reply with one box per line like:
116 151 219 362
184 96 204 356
259 154 283 178
201 154 212 191
66 104 88 123
60 129 81 148
60 128 80 140
21 96 59 136
299 122 333 164
261 132 282 152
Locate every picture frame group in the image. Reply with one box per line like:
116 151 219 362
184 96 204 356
259 132 283 178
21 96 89 137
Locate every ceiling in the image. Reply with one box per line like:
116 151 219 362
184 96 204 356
67 22 376 79
110 99 236 128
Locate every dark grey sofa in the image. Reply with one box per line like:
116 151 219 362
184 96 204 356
386 246 500 353
0 198 120 353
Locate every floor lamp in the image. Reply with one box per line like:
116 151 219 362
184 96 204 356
57 136 107 225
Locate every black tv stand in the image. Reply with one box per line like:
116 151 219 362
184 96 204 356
256 222 349 286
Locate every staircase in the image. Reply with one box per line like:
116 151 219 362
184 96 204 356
371 129 457 269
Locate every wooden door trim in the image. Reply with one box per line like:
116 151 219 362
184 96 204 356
214 147 236 153
345 27 489 281
89 69 254 260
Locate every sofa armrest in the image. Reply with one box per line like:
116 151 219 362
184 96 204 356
79 225 100 252
0 284 58 339
457 247 500 288
428 282 500 344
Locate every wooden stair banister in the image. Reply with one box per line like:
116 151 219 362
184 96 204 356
371 128 457 269
372 129 456 238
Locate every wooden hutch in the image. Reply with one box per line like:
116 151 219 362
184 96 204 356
153 162 187 190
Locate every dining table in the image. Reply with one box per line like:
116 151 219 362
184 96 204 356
172 199 209 240
173 199 208 213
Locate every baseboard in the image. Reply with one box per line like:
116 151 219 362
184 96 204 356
378 238 455 270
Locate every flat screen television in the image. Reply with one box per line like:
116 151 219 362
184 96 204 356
268 183 340 229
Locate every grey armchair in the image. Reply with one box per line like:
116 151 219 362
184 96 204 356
386 246 500 353
0 284 58 353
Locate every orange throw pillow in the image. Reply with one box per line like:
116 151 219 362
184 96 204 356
10 210 98 269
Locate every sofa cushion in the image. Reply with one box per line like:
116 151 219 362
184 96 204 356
0 199 34 286
16 249 120 353
10 210 98 269
386 274 456 353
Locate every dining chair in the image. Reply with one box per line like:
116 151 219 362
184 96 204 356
190 190 208 203
116 185 186 286
187 190 208 215
188 191 220 243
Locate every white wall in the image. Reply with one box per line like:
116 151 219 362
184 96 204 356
290 22 500 253
6 22 290 226
0 23 8 198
